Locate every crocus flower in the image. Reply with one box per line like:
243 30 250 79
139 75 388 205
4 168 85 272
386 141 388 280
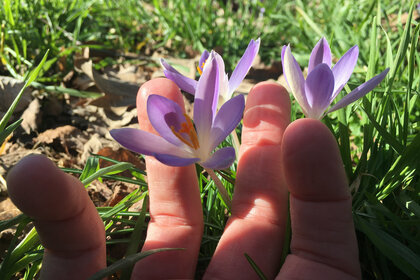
281 37 389 120
110 53 245 170
161 38 260 106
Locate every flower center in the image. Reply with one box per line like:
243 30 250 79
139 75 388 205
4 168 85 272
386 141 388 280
171 114 200 150
197 61 206 75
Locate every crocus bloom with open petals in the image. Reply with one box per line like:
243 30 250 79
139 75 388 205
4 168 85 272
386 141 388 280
281 38 389 119
110 53 245 169
161 38 260 106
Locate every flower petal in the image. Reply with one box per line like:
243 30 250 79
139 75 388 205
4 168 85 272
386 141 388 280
328 68 389 113
194 55 219 143
281 45 309 115
147 94 188 147
210 94 245 150
161 58 198 95
213 52 230 104
228 38 261 98
304 63 335 119
200 147 236 170
110 128 189 158
155 154 199 167
331 45 359 100
308 37 332 73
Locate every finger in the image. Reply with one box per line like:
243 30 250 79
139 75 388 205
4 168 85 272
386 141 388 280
278 119 361 279
131 78 203 279
204 82 291 279
6 154 105 280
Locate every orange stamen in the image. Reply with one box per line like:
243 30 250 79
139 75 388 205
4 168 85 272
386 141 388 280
171 114 200 149
196 61 206 75
197 65 203 75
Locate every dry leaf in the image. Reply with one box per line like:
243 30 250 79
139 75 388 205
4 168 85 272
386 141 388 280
105 183 138 207
0 76 32 118
80 60 139 107
34 125 78 144
0 198 21 220
87 180 113 206
97 147 145 172
20 98 41 134
81 134 103 163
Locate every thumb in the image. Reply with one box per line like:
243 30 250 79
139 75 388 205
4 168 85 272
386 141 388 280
278 119 361 279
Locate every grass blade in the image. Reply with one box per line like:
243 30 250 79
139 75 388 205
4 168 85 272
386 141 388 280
88 248 183 280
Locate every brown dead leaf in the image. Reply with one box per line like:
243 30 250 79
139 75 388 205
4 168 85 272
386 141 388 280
87 180 113 206
0 198 21 221
105 183 138 207
97 147 145 173
81 134 103 163
34 125 78 144
80 60 139 107
20 98 41 134
0 76 32 118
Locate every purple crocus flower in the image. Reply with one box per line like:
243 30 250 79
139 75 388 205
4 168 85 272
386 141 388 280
161 38 260 106
281 37 389 119
110 53 245 170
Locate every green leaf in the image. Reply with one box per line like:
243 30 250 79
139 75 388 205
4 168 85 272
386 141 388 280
295 6 324 38
0 214 29 235
88 248 183 280
81 162 133 187
0 118 22 146
362 105 404 155
355 215 420 279
0 50 49 132
245 253 268 280
79 156 100 186
120 196 149 280
378 132 420 199
385 1 414 93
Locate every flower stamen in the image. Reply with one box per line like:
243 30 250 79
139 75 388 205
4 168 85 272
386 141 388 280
171 114 200 149
197 61 206 75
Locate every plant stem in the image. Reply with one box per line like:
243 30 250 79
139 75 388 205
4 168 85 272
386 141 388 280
204 168 232 210
231 130 241 157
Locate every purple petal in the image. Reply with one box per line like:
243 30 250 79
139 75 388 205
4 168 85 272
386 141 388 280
155 154 199 167
308 37 332 73
110 128 189 158
228 38 261 97
194 55 219 142
304 63 335 119
213 52 229 103
281 45 309 115
198 50 210 72
147 94 188 147
331 45 359 100
210 94 245 150
161 58 197 95
328 68 389 113
200 147 236 170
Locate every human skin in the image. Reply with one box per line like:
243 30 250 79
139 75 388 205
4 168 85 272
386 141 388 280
7 79 361 279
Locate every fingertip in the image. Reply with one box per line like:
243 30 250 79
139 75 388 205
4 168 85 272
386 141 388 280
7 154 85 220
137 78 184 132
245 81 290 120
242 81 290 147
281 118 349 201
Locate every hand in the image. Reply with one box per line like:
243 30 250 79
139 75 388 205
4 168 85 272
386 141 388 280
7 79 361 279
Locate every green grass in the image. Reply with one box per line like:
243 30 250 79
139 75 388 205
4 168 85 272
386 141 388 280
0 0 419 279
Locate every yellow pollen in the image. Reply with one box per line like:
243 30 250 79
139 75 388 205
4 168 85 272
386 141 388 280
171 114 200 149
196 61 206 75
